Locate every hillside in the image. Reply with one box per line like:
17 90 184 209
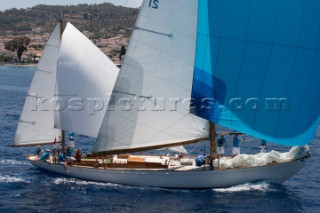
0 3 138 64
0 3 138 38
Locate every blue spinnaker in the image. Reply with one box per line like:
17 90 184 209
192 0 320 146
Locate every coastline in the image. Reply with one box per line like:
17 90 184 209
0 63 37 67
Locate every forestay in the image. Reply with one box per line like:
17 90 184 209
94 0 208 153
192 0 320 146
55 23 119 138
14 24 62 146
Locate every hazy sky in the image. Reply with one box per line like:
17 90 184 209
0 0 143 11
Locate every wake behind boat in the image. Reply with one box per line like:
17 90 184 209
14 0 320 189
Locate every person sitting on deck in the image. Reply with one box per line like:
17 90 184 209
217 134 227 158
74 148 82 162
35 145 43 157
39 149 50 161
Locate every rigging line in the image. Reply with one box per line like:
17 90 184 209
113 90 152 99
35 68 52 74
27 94 44 98
188 140 208 155
19 120 35 125
122 27 195 67
54 94 78 97
134 25 172 37
203 33 320 52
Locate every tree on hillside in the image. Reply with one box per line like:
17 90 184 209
5 36 31 61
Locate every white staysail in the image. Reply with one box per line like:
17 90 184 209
14 24 62 146
94 0 208 153
55 23 119 138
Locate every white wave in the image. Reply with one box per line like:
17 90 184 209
52 178 154 191
213 182 277 193
0 159 28 165
0 175 30 183
53 178 118 187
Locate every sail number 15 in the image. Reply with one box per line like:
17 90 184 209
149 0 159 9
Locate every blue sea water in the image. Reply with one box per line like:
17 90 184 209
0 66 319 213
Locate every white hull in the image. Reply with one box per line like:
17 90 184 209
28 156 309 189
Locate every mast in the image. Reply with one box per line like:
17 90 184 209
61 130 66 154
209 122 216 170
59 18 66 154
59 19 63 37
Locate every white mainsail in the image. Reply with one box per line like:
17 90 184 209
14 24 62 146
55 23 119 138
94 0 208 153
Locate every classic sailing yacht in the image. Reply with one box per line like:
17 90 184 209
15 0 318 188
